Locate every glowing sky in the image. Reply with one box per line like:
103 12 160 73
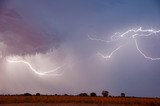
0 0 160 97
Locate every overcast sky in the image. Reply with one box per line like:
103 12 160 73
0 0 160 97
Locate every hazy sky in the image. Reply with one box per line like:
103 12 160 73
0 0 160 97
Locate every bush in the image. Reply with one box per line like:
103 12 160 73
121 93 125 97
24 93 32 96
78 93 88 96
102 91 109 97
90 92 97 97
36 93 40 96
64 94 68 96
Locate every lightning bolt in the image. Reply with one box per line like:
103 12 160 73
97 45 124 59
6 56 64 76
134 39 160 60
88 35 112 43
89 27 160 60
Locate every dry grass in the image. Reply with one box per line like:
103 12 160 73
0 96 160 106
0 103 142 106
0 103 136 106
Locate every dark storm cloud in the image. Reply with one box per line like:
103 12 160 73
0 0 160 97
0 0 21 19
154 0 160 14
0 0 61 56
0 0 6 8
0 17 60 55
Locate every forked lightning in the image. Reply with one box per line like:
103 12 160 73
6 57 64 76
88 27 160 60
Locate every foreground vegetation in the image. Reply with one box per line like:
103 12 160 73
0 95 160 106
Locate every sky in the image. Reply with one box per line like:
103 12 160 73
0 0 160 97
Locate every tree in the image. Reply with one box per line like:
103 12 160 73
64 94 68 96
78 93 88 96
24 93 32 96
90 92 97 97
102 91 109 97
36 93 40 96
121 93 125 97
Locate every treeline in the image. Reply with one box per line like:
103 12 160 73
0 90 126 97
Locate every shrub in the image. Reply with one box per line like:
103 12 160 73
24 93 32 96
64 94 68 96
121 93 125 97
36 93 40 96
90 92 97 97
78 93 88 96
102 91 109 97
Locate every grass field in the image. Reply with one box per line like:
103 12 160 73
0 103 146 106
0 96 160 106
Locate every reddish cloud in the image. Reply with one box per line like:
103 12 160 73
0 9 60 56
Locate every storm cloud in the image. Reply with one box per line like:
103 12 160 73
0 0 160 97
0 0 61 56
